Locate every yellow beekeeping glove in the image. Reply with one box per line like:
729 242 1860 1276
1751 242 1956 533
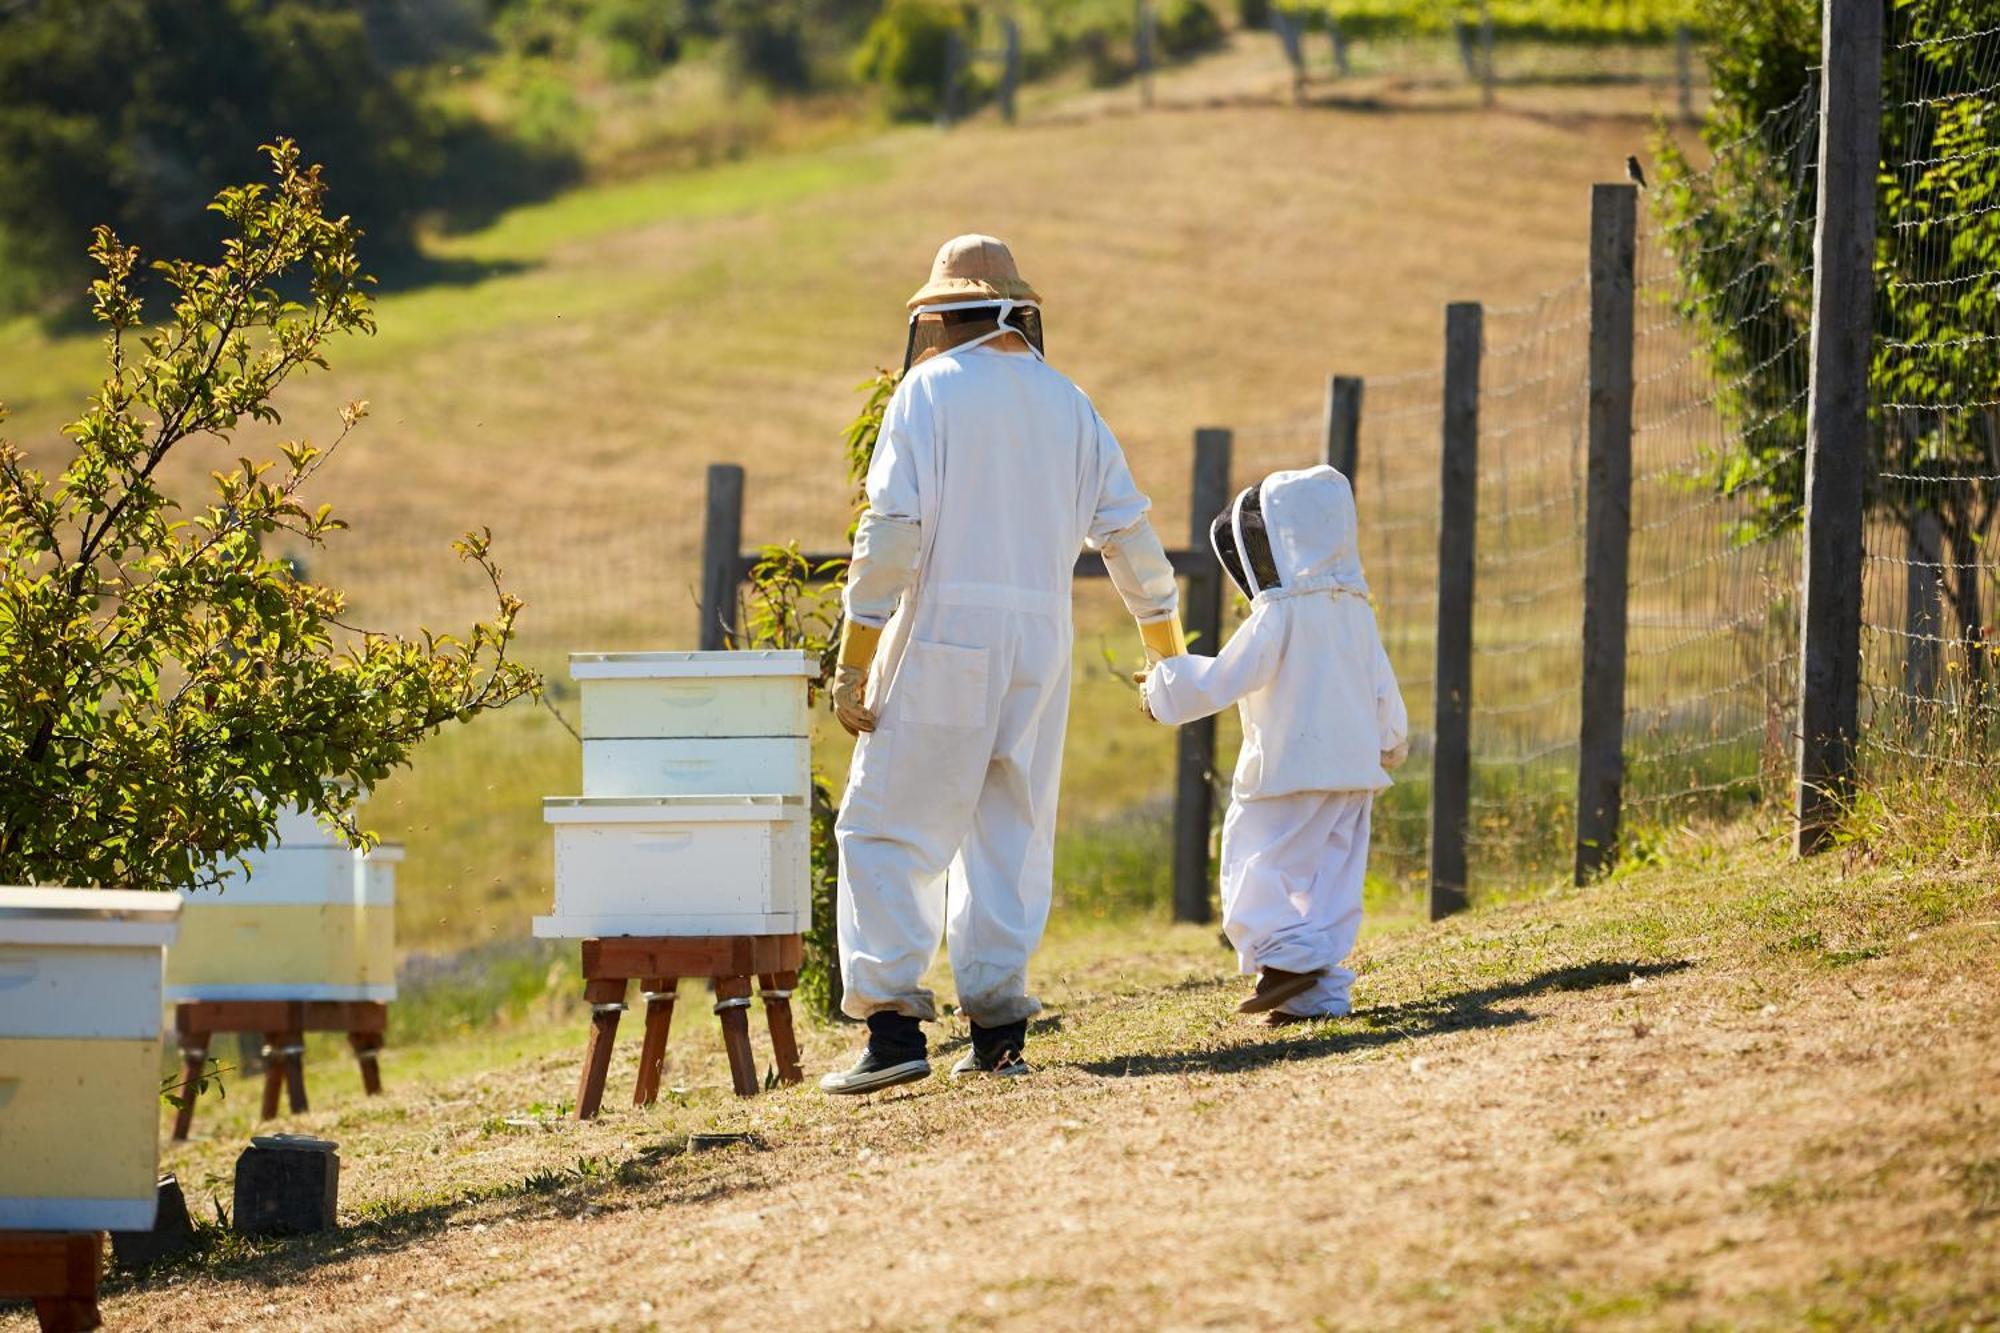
832 621 884 736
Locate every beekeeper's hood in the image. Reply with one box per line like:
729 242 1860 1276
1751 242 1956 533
1210 465 1368 602
903 233 1044 370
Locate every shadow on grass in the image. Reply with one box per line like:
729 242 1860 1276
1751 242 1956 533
104 1136 711 1296
1075 958 1694 1079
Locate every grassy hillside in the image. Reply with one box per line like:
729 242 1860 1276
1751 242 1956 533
33 817 1994 1329
0 33 1697 949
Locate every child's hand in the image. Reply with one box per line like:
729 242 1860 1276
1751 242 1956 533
1381 740 1410 771
1131 669 1157 720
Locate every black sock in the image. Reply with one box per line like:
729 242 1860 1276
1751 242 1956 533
970 1019 1027 1066
866 1011 926 1064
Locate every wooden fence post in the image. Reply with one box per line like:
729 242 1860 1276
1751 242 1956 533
1675 24 1695 122
1136 0 1156 108
1795 0 1882 854
700 464 745 652
941 29 966 125
1904 499 1943 738
1324 374 1363 485
1272 8 1306 104
1173 428 1232 924
1430 303 1482 920
1000 18 1021 123
1478 0 1497 106
1575 183 1637 885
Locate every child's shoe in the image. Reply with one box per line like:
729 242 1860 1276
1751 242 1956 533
1237 967 1321 1014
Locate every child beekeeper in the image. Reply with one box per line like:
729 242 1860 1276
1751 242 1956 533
1139 465 1408 1022
821 235 1185 1093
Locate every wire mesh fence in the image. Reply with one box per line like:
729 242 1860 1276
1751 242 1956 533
1861 5 2000 776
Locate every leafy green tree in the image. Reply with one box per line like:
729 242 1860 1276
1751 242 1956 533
0 0 437 314
1656 0 1999 693
853 0 970 120
0 142 538 892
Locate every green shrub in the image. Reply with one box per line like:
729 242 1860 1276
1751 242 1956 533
585 0 686 79
1238 0 1273 27
0 143 537 892
1156 0 1226 58
853 0 968 119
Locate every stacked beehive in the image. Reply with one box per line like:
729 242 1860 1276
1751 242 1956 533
534 650 815 939
0 887 180 1229
166 806 399 1002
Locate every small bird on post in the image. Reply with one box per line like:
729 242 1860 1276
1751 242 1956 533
1626 155 1648 189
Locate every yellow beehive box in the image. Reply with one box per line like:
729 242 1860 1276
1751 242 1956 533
0 885 180 1231
167 829 397 1003
353 844 401 1000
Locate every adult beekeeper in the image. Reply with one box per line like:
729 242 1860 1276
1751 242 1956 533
819 235 1183 1094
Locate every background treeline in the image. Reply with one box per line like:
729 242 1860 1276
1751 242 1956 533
0 0 1696 317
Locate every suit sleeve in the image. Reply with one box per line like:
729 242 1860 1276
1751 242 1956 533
1084 407 1178 623
1373 632 1411 769
842 378 928 628
1142 607 1281 726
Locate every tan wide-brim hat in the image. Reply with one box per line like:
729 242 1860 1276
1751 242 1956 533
906 234 1041 312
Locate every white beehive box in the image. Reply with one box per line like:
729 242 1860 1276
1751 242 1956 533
538 650 816 939
535 796 808 937
166 810 398 1002
0 886 180 1230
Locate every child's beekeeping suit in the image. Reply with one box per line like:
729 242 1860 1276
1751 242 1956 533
1143 465 1407 1017
829 236 1183 1057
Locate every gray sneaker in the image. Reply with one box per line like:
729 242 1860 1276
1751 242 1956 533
819 1049 931 1095
949 1048 1033 1079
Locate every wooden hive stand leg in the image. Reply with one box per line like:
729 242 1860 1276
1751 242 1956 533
632 977 678 1108
760 971 803 1086
170 1009 208 1142
279 1030 309 1113
715 976 759 1098
574 977 627 1121
348 1032 385 1096
259 1032 288 1121
8 1231 103 1333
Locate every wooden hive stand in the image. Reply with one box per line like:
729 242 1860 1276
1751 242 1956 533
573 934 804 1119
169 1000 389 1140
0 1231 101 1332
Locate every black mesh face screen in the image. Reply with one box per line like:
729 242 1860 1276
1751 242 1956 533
1237 489 1281 593
1211 507 1249 601
902 306 1045 372
1211 484 1280 600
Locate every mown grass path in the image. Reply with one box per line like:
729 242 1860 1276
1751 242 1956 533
30 833 1993 1330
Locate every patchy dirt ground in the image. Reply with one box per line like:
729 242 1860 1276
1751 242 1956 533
14 837 1994 1331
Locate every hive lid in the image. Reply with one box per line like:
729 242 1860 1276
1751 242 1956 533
569 650 817 681
543 794 804 824
0 886 181 947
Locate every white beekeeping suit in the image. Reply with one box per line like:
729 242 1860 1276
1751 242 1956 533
827 236 1180 1081
1143 465 1407 1018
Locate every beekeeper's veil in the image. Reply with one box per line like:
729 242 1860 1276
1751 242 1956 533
903 234 1045 371
1211 465 1369 602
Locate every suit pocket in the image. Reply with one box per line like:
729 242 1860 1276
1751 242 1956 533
890 639 990 730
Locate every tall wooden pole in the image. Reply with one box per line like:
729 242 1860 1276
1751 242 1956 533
1795 0 1882 854
699 464 745 651
1430 303 1481 920
1324 374 1363 486
1575 184 1637 885
1173 428 1232 924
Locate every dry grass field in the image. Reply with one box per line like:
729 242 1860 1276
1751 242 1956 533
3 821 1991 1330
0 32 1696 948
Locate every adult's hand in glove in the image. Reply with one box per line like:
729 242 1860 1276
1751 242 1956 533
832 664 875 736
